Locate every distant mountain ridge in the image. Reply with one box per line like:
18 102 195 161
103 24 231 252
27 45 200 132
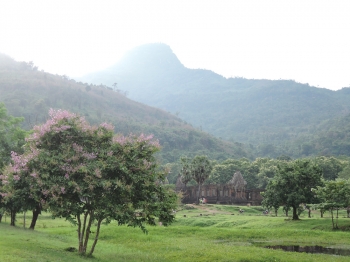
80 43 350 158
0 53 249 164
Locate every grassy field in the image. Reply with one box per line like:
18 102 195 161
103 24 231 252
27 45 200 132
1 205 350 261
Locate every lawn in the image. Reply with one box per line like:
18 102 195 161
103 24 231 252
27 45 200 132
1 204 350 261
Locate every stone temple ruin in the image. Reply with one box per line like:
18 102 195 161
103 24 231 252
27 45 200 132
176 171 263 205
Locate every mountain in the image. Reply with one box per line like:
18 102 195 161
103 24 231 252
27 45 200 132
0 53 250 164
80 43 350 158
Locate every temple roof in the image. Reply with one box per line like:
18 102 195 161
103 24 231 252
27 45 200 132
228 171 247 190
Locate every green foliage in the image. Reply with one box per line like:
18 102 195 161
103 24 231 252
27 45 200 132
313 179 350 229
0 103 27 170
263 159 323 220
179 155 213 203
191 155 213 187
339 162 350 180
0 160 42 227
206 157 290 189
0 103 27 225
179 157 192 186
311 156 343 180
208 158 250 185
207 156 348 192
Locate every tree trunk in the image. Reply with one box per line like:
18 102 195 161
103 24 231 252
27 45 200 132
308 208 311 218
0 213 2 223
83 211 94 254
77 215 82 253
197 184 202 204
29 205 41 230
79 212 89 253
331 208 335 229
89 218 103 256
292 206 299 220
336 208 339 229
10 209 16 226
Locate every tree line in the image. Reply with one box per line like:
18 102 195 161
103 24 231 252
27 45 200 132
176 154 350 228
262 159 350 229
170 155 350 189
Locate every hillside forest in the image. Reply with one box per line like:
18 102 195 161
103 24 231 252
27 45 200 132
1 48 350 189
0 53 248 164
82 43 350 158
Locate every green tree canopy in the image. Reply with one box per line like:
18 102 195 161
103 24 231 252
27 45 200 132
263 159 323 220
311 156 344 180
0 103 27 170
313 179 350 229
180 155 213 204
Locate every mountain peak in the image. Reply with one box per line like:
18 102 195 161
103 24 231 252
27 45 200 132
116 43 184 72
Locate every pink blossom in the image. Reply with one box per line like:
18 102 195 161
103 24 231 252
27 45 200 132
95 168 102 178
100 122 114 131
0 192 8 197
61 187 65 194
137 133 154 143
113 133 160 148
72 143 83 153
11 151 29 172
13 175 20 181
30 173 37 178
83 152 97 160
28 109 89 141
53 125 71 132
137 133 160 148
113 135 129 145
143 160 152 169
64 173 69 179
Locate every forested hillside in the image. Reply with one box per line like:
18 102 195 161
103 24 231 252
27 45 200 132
0 53 250 163
81 43 350 158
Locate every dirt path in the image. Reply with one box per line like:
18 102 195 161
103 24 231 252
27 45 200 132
184 204 232 215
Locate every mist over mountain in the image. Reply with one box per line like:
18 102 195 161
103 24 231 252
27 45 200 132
0 53 249 164
80 43 350 158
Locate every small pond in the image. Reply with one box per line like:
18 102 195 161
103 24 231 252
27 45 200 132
264 245 350 256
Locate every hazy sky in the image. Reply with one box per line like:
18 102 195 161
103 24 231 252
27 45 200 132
1 0 349 90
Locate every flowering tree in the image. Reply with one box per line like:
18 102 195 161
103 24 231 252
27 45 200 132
3 109 177 255
0 150 45 228
0 103 27 223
